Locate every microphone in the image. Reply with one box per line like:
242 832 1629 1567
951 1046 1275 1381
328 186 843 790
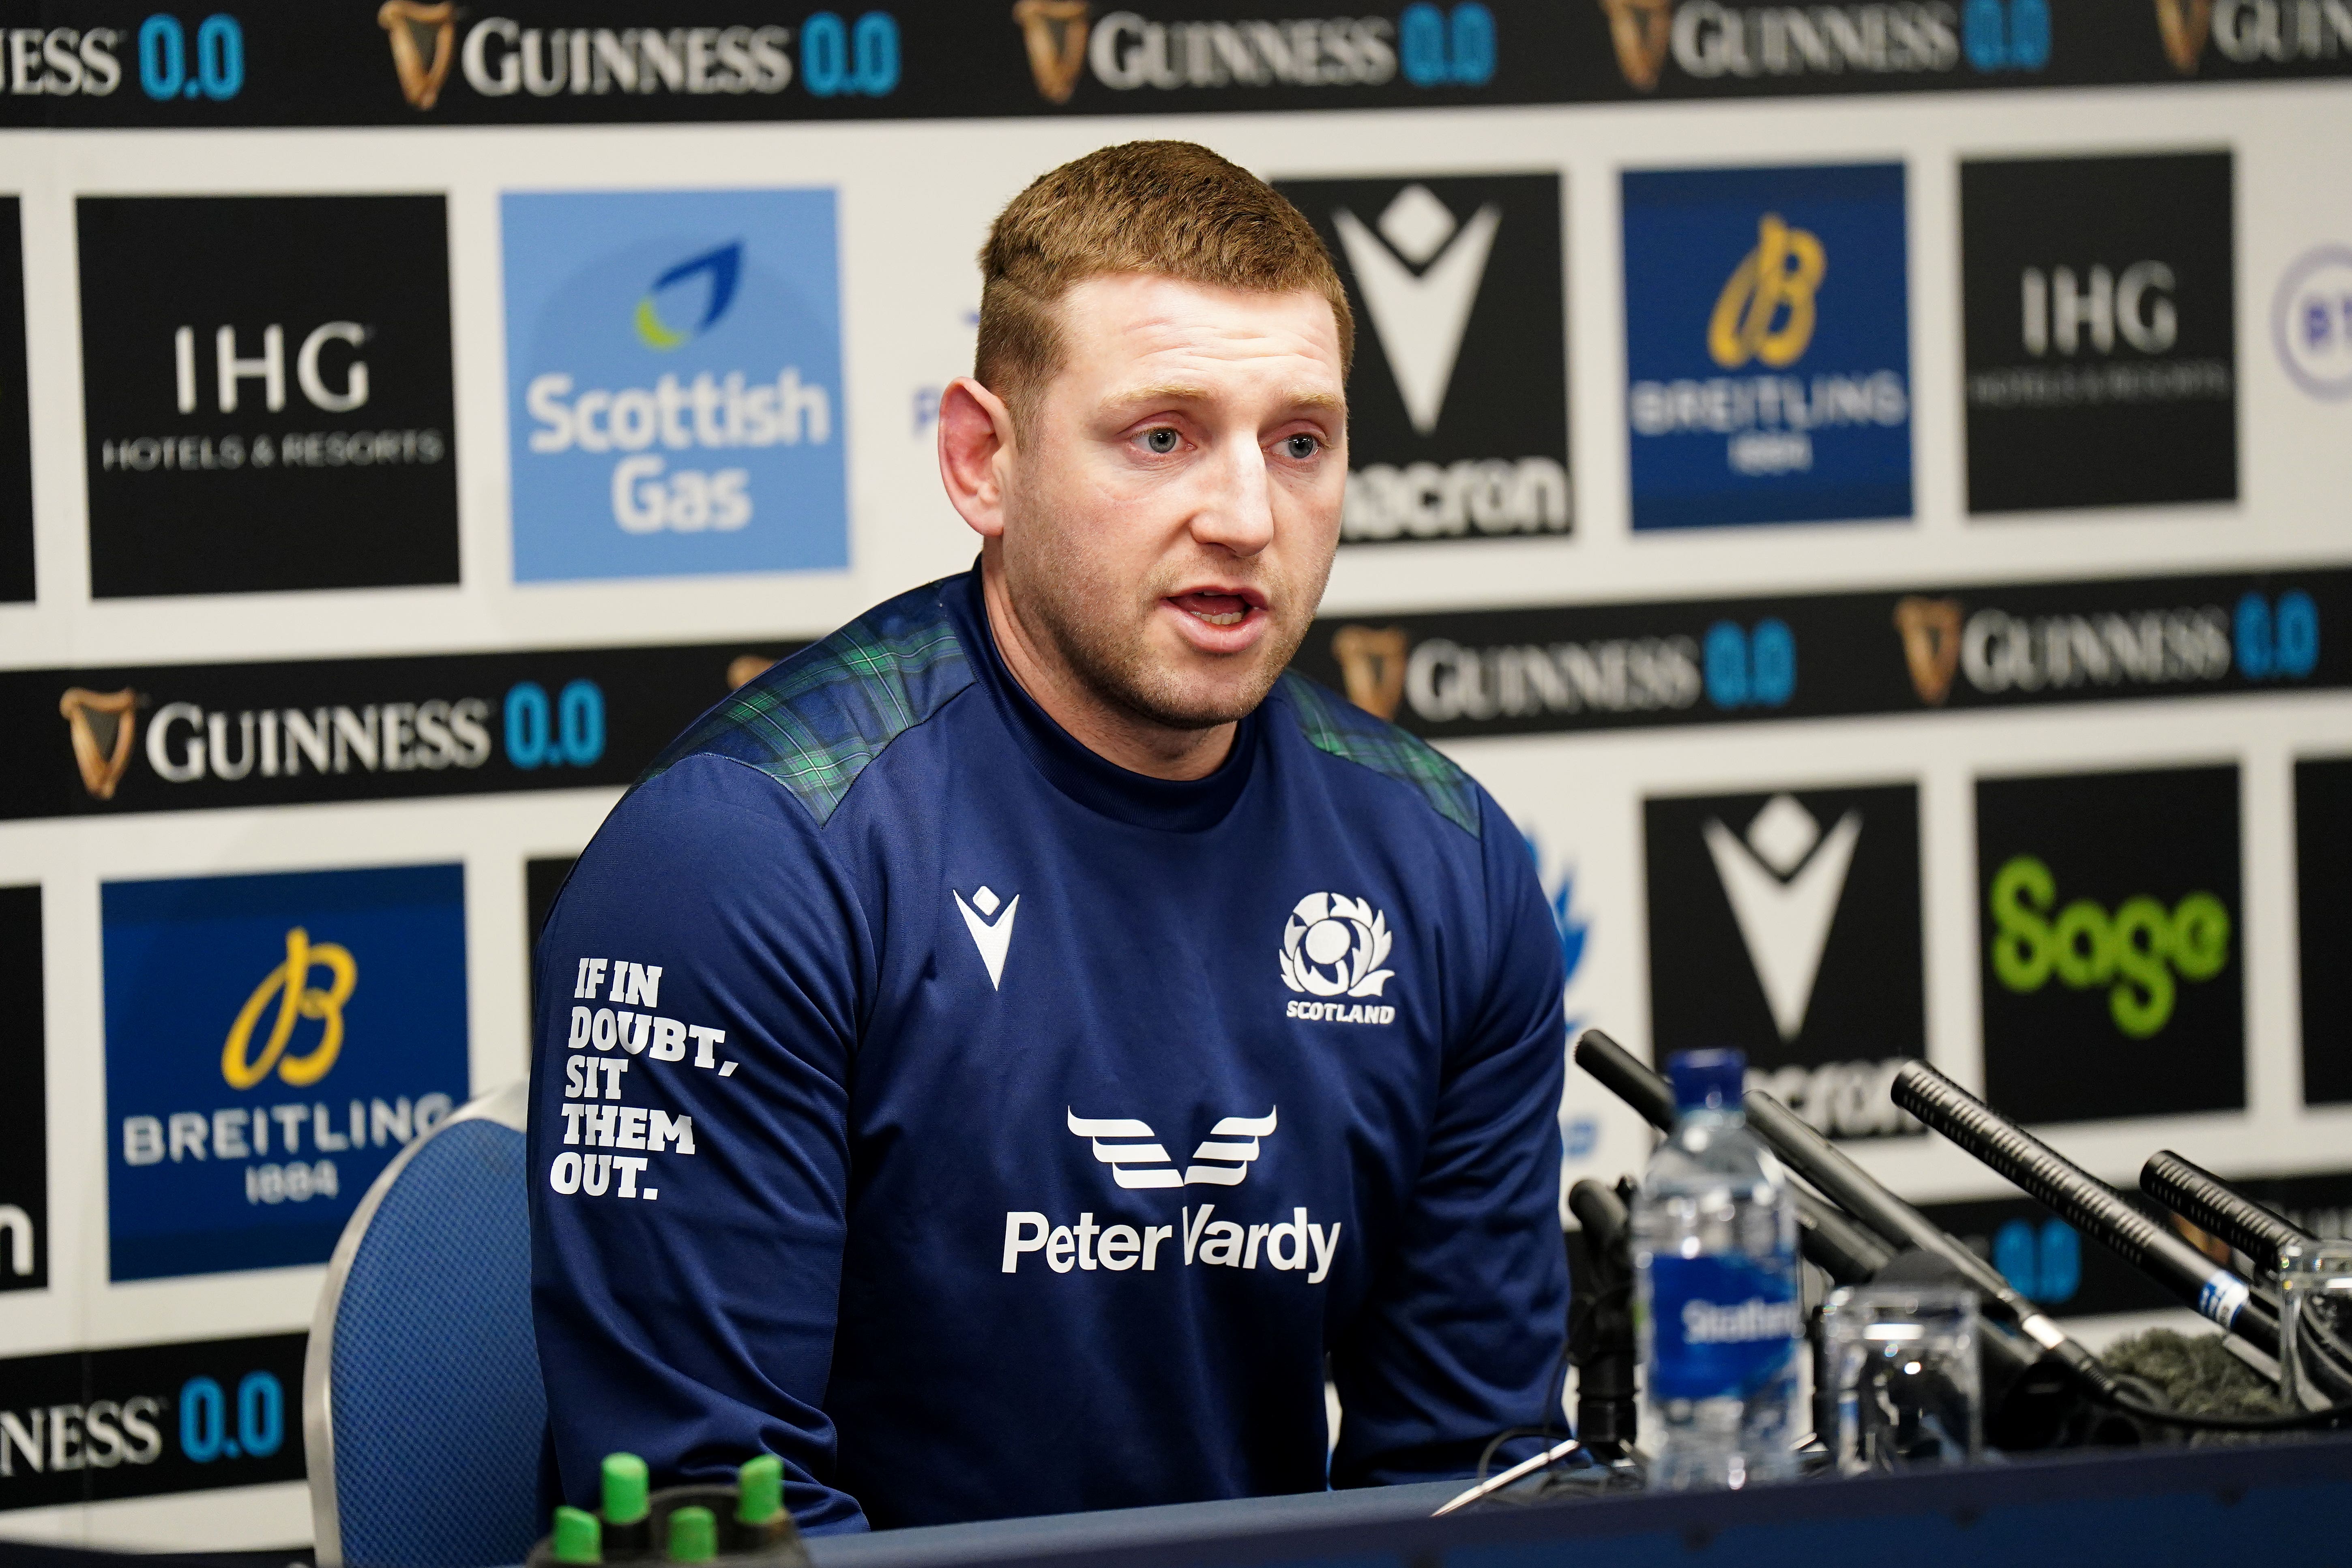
2140 1151 2311 1275
1571 1028 1889 1283
1891 1062 2279 1359
1572 1031 2124 1420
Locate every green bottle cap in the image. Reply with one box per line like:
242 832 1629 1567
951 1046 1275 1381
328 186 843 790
551 1506 602 1565
666 1505 717 1564
736 1454 784 1524
601 1452 650 1525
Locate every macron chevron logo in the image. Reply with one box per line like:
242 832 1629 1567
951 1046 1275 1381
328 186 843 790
1067 1107 1279 1189
953 885 1019 990
1332 184 1501 436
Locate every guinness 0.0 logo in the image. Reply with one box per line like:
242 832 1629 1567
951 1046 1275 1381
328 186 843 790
1599 0 1673 89
60 687 139 800
1892 596 1963 706
378 0 457 109
1331 625 1408 720
1013 0 1093 103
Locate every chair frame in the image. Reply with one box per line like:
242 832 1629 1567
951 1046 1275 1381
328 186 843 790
303 1078 531 1568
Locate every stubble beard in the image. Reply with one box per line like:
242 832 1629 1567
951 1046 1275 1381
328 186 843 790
1006 497 1331 736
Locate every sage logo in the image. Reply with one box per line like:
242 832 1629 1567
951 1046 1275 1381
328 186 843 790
102 864 468 1281
1274 174 1569 545
1622 163 1912 530
505 189 847 581
75 195 458 598
1976 766 2243 1124
1960 153 2237 514
1645 784 1925 1139
1988 856 2231 1037
2297 758 2352 1106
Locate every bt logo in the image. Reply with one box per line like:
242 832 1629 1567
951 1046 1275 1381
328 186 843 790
2019 262 2177 357
2273 245 2352 399
1989 855 2232 1038
1709 213 1824 370
173 321 370 414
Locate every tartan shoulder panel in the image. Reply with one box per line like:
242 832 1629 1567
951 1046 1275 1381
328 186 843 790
638 583 974 824
1277 670 1479 839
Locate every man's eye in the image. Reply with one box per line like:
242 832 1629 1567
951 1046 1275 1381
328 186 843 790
1143 428 1180 454
1283 434 1321 459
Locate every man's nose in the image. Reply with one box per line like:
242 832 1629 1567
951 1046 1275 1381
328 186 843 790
1189 435 1276 557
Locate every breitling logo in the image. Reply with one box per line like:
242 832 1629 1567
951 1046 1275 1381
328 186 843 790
1331 625 1409 721
378 0 457 110
2155 0 2215 73
1599 0 1673 89
1893 596 1964 706
60 687 139 801
1013 0 1092 103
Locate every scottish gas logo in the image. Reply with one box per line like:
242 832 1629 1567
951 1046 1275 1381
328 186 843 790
101 864 469 1281
505 189 846 582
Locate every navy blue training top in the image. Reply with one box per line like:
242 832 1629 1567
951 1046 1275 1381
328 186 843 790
528 568 1568 1533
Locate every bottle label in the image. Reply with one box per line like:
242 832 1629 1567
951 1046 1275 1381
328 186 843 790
1647 1252 1801 1401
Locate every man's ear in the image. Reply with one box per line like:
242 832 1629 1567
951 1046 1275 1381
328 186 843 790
938 376 1018 540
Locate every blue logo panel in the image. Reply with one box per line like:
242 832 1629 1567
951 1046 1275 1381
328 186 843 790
1622 163 1912 530
102 864 469 1281
504 189 848 582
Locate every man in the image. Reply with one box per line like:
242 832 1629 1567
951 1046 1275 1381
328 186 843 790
530 141 1567 1534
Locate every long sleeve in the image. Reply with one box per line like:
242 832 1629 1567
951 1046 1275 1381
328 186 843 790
528 754 873 1534
1328 788 1570 1486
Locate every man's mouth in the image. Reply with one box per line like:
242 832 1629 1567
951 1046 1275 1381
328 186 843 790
1168 590 1262 628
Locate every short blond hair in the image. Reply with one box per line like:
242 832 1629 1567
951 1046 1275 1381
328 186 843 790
975 141 1354 427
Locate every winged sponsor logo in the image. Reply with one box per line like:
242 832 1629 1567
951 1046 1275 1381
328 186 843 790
1067 1107 1278 1188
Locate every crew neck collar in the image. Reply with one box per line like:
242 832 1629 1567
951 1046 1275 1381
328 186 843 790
939 568 1264 834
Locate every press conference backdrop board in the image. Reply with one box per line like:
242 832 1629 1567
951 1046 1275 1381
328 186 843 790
0 0 2348 1548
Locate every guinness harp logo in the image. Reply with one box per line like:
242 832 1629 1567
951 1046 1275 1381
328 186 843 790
2154 0 2214 73
1599 0 1674 90
1331 625 1410 721
1893 596 1964 707
60 687 139 801
379 0 458 110
1013 0 1092 104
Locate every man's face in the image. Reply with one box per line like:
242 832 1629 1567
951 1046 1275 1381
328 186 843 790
1000 273 1348 732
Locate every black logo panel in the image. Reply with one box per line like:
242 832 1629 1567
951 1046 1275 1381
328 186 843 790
1961 152 2236 514
77 195 458 597
1976 765 2244 1124
0 199 29 604
2296 757 2352 1106
0 885 42 1293
1273 173 1569 545
0 1332 307 1509
1644 783 1925 1139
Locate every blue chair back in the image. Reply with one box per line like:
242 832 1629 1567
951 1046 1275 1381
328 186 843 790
305 1081 544 1568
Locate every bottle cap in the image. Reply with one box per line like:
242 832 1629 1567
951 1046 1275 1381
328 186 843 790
736 1453 784 1523
600 1452 650 1525
551 1506 602 1565
666 1506 717 1564
1667 1048 1746 1114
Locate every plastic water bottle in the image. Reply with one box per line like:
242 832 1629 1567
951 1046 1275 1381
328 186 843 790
1633 1048 1803 1490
